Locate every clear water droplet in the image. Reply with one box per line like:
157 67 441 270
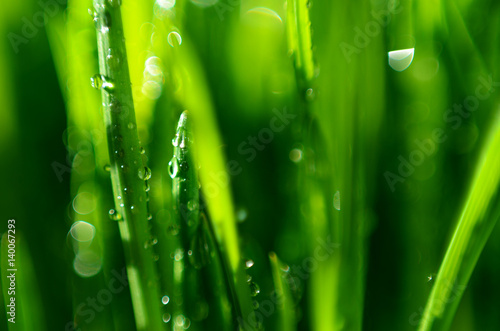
161 295 170 304
249 282 260 296
333 190 341 211
130 205 138 214
388 48 415 72
90 74 115 91
147 213 153 221
127 122 135 129
140 147 146 154
167 31 182 47
103 164 111 172
245 259 255 269
187 200 198 211
120 164 129 173
109 209 122 221
162 312 171 323
289 148 303 163
158 0 176 10
169 156 179 178
305 88 315 102
174 248 184 261
106 48 121 69
90 74 103 89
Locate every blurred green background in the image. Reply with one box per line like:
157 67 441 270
1 0 500 330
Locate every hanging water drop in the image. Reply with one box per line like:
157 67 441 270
168 156 179 178
140 146 146 154
388 48 415 72
161 295 170 305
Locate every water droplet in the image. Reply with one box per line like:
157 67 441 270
158 0 176 10
90 74 115 91
249 282 260 296
140 147 146 154
305 88 315 101
333 190 341 211
236 208 248 222
90 74 103 89
130 205 138 214
144 180 151 192
172 137 179 147
167 31 182 47
245 260 255 269
169 156 179 178
174 248 184 261
100 10 112 33
109 209 122 221
187 200 198 211
388 48 415 72
161 295 170 304
289 148 303 163
103 164 111 172
162 312 171 323
138 166 152 180
106 48 121 69
147 213 153 221
127 122 135 129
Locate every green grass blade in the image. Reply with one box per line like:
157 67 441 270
269 252 296 331
418 110 500 331
1 232 46 331
92 1 163 329
287 0 315 85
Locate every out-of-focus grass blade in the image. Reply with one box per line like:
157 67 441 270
419 109 500 331
286 0 315 85
269 252 295 331
1 232 46 331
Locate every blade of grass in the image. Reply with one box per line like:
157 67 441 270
1 232 46 331
152 21 256 328
92 1 164 330
269 252 296 331
418 109 500 331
